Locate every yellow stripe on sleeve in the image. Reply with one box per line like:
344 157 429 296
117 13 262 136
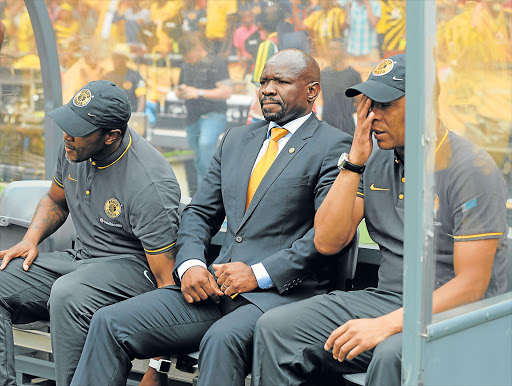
53 176 64 188
453 232 503 240
144 241 177 254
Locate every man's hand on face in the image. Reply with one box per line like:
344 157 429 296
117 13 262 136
349 95 375 166
213 262 258 297
181 265 223 304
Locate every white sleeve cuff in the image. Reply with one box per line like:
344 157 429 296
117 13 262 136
251 262 274 289
177 259 207 280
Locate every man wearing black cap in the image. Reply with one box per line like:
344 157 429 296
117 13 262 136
251 54 508 385
0 80 181 386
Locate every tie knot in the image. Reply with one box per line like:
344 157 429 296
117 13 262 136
270 127 289 142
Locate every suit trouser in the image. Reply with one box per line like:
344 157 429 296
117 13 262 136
0 250 156 386
71 287 264 386
251 289 403 386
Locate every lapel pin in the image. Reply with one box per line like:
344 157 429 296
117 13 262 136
289 147 295 154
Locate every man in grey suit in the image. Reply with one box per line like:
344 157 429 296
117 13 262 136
70 49 352 386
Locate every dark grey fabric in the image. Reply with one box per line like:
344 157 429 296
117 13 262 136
251 289 402 386
198 303 263 386
71 114 352 384
54 128 181 259
0 306 15 386
175 115 354 311
365 332 402 386
359 130 509 296
0 251 156 386
71 287 223 385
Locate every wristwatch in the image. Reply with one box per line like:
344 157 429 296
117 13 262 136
337 153 366 174
198 89 204 98
149 358 172 373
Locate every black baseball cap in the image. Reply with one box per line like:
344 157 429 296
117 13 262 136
345 54 405 103
49 80 131 137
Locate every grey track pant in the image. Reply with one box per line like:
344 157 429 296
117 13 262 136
251 288 403 386
0 249 156 386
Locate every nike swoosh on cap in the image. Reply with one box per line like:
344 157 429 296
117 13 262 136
88 112 96 117
370 183 389 191
392 76 404 81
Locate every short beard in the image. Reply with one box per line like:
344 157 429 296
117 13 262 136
65 154 78 163
262 105 286 122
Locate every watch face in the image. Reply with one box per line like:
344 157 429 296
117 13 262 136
337 153 348 169
160 360 171 373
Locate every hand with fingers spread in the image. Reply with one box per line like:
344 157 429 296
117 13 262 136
180 265 224 304
349 95 375 167
0 240 39 271
213 262 258 297
324 317 397 362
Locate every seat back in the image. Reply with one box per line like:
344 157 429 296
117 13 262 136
0 180 76 253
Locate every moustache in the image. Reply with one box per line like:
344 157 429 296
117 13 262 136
260 97 283 105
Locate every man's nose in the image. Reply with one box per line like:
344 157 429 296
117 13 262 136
262 82 276 94
63 132 74 141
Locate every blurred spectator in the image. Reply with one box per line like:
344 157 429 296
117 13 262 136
62 42 110 103
291 0 346 57
0 19 4 50
3 0 34 56
175 33 232 187
341 0 381 59
233 6 261 65
76 1 99 39
180 0 207 34
53 2 81 69
376 0 405 58
105 43 147 112
205 0 238 57
320 38 361 135
246 30 279 123
149 0 183 54
113 1 153 52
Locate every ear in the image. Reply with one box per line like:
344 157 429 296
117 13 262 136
104 129 122 145
307 82 321 103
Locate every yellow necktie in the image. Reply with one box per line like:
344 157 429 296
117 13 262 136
246 127 289 210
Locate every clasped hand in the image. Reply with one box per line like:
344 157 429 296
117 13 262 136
180 262 258 304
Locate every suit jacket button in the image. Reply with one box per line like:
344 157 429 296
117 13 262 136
235 235 243 243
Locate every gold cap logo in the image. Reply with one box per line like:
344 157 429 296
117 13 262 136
372 59 394 76
73 89 92 107
104 198 121 219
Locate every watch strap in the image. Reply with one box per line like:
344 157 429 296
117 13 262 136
149 358 172 373
338 153 366 174
343 159 366 174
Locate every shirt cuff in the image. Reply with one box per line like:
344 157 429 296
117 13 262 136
177 259 207 280
251 262 274 289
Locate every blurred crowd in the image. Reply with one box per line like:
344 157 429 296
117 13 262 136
1 0 510 108
0 0 511 204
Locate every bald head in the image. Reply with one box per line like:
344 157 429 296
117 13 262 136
259 49 322 125
267 49 321 85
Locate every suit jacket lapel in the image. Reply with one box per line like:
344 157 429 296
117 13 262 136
239 115 320 230
235 123 269 225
